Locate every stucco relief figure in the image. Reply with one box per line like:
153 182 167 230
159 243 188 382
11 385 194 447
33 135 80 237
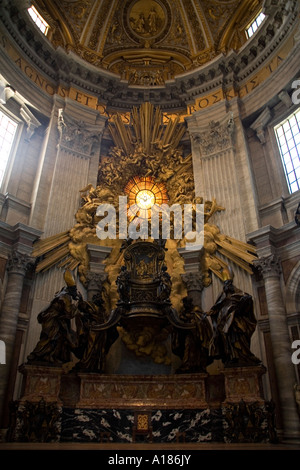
129 1 165 38
207 270 261 367
148 7 158 33
134 13 145 33
27 272 80 364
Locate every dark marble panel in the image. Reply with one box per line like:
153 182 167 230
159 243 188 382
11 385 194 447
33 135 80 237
7 402 275 443
60 407 224 443
61 408 133 442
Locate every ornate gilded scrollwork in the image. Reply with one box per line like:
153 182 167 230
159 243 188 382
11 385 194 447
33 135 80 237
33 102 257 311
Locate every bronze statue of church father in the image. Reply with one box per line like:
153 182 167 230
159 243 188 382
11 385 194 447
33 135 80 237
8 103 275 444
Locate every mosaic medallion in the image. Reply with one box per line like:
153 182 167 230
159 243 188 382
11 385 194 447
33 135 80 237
124 0 171 44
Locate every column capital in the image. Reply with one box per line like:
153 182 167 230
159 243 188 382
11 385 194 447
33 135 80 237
57 109 103 159
253 254 281 279
187 113 234 157
86 271 108 291
181 272 204 292
6 250 34 276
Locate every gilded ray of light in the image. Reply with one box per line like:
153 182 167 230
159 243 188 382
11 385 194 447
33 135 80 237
33 102 257 293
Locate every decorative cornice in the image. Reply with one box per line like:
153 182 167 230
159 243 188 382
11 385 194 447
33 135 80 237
0 0 298 110
257 317 270 333
247 219 300 260
0 220 42 255
20 103 42 140
250 106 272 144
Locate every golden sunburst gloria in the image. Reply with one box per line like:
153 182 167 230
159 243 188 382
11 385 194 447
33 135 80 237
125 176 168 220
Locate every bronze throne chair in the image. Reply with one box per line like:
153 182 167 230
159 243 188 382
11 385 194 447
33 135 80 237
98 240 194 341
117 240 168 320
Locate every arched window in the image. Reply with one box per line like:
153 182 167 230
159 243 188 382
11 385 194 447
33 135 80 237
0 340 5 364
28 5 49 35
246 11 266 39
0 109 18 188
274 109 300 194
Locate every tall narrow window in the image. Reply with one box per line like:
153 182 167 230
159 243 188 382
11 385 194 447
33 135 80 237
275 109 300 194
246 11 266 38
28 5 49 35
0 110 18 187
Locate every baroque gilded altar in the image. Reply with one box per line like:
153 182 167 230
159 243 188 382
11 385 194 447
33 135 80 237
9 239 272 444
6 103 276 444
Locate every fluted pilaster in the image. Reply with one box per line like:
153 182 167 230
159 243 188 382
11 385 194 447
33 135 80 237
254 254 300 441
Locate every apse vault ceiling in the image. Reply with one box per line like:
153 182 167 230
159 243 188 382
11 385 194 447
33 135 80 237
33 0 263 84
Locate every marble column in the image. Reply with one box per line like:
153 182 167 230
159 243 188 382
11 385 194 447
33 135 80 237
86 244 112 303
254 254 300 442
0 251 33 426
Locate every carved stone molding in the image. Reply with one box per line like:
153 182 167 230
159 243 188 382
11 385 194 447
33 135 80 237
20 104 42 141
250 107 272 144
181 272 204 308
0 0 298 110
263 0 294 15
191 115 234 157
57 109 101 159
6 250 34 276
87 244 112 274
253 254 282 279
278 90 293 109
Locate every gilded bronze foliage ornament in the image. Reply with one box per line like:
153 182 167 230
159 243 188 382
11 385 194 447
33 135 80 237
33 103 257 308
224 400 278 443
30 102 259 371
9 399 61 443
33 0 262 82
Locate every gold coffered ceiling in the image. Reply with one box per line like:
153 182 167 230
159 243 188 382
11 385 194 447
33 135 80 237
35 0 262 83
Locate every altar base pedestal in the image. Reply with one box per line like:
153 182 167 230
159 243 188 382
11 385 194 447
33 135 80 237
76 373 208 409
222 365 267 404
18 364 63 405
